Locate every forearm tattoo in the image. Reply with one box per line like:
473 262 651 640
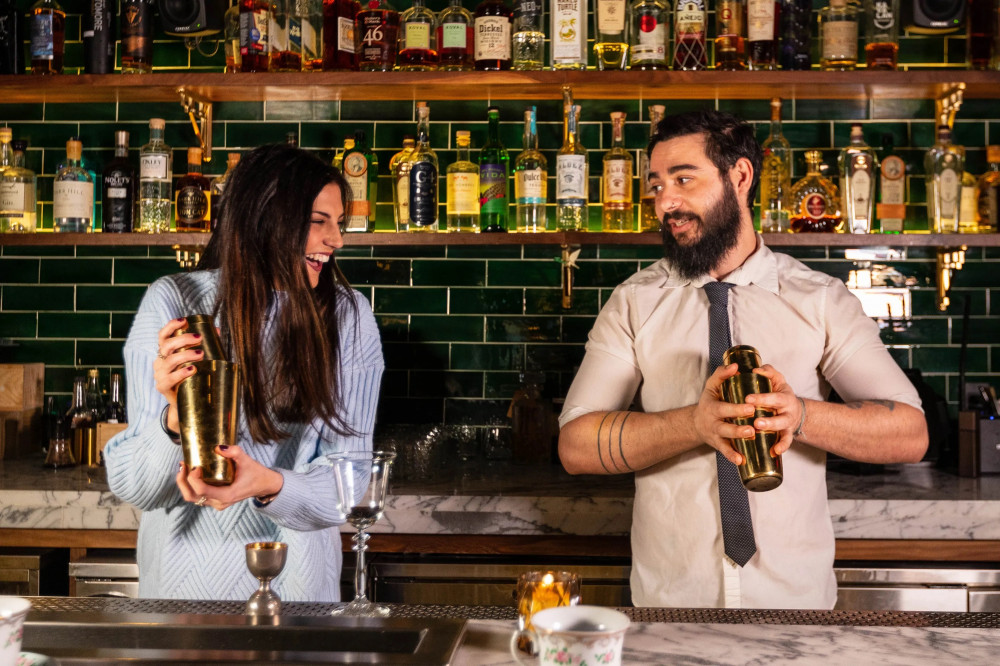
845 400 896 411
597 411 634 473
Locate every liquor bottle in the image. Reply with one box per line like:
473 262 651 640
225 1 242 71
550 0 586 69
29 0 65 74
121 0 155 73
175 147 211 232
83 0 114 74
511 0 543 70
210 152 241 227
102 131 137 233
474 0 512 70
479 105 510 232
342 130 378 232
876 134 906 234
85 367 105 433
556 89 587 231
924 125 962 234
437 0 473 70
863 0 898 70
240 0 271 71
0 0 25 74
0 134 38 233
759 98 791 233
628 0 669 70
356 0 399 71
715 0 747 70
138 118 173 233
819 0 857 71
397 0 438 70
406 102 439 231
53 139 95 233
77 371 101 466
959 169 979 233
779 0 811 70
967 0 996 70
105 372 126 424
286 131 298 146
638 104 664 231
838 123 878 234
297 0 324 70
446 130 480 232
270 0 299 70
66 377 92 467
332 135 354 170
977 145 1000 231
747 0 778 70
789 150 842 232
514 106 547 233
323 0 360 70
602 111 634 232
672 0 706 70
390 135 415 231
594 0 630 69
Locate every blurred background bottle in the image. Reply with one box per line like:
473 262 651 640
638 104 665 231
760 98 791 233
240 0 271 71
407 102 439 231
550 0 586 68
83 0 114 73
297 0 324 70
224 0 242 71
175 147 211 232
390 135 416 231
966 0 998 70
876 134 906 234
105 372 127 424
474 0 512 70
819 0 857 70
977 145 1000 232
747 0 778 70
479 105 510 232
789 150 842 232
838 123 878 234
556 90 587 230
323 0 360 70
102 131 137 233
628 0 669 70
342 130 378 232
356 0 399 71
0 0 25 74
1 132 38 233
602 111 633 232
54 139 95 232
594 0 629 69
511 0 543 69
446 130 480 232
66 376 93 466
398 0 439 70
924 125 962 233
778 0 811 69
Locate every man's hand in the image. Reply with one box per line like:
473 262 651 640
744 364 802 457
692 363 758 465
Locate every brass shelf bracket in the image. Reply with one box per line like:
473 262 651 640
936 246 966 311
172 244 203 270
559 244 581 309
935 83 966 129
178 88 213 161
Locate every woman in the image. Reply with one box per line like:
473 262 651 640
104 144 383 601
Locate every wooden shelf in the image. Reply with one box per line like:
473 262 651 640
1 70 996 104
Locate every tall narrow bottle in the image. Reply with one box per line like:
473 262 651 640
602 111 634 232
638 104 664 231
437 0 474 69
297 0 324 70
838 124 877 234
759 98 791 233
479 106 510 232
672 0 706 70
397 0 438 70
959 168 979 233
224 1 242 71
105 372 127 424
121 0 155 73
84 368 104 461
343 130 378 232
876 134 906 234
102 131 137 233
446 130 480 232
66 377 91 467
511 0 544 69
977 146 1000 232
556 89 587 231
138 118 173 233
29 0 65 74
406 102 439 231
595 0 630 69
550 0 587 69
864 0 898 70
83 0 115 73
175 147 211 232
391 135 416 231
779 0 811 69
628 0 669 70
54 139 95 233
514 107 548 232
0 0 25 74
269 0 299 71
474 0 512 70
714 0 746 70
819 0 857 71
747 0 778 70
789 150 841 233
356 0 399 71
924 125 962 234
240 0 271 71
0 134 38 233
323 0 360 70
967 0 997 70
210 152 240 228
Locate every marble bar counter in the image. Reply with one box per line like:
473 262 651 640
3 456 1000 541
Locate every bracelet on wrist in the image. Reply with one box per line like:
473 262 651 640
793 397 807 438
160 405 182 444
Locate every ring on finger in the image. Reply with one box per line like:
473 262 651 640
156 350 167 360
195 495 208 507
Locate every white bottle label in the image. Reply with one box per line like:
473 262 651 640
447 172 480 215
939 169 958 217
0 182 31 212
960 181 978 226
140 154 169 180
405 22 430 50
396 175 411 224
557 155 587 200
747 0 776 42
441 23 468 49
338 16 355 53
597 0 627 33
849 170 872 229
603 159 630 200
342 151 370 226
551 0 586 62
107 186 127 199
822 21 857 60
474 16 511 61
516 169 546 203
53 181 94 220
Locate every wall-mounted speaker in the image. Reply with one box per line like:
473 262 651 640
157 0 225 37
904 0 965 34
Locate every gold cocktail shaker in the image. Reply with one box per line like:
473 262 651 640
173 315 237 486
720 345 783 492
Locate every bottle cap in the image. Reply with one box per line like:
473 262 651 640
115 130 129 146
610 111 626 121
149 118 165 130
987 145 1000 162
88 368 99 379
227 152 241 166
187 146 203 164
11 140 26 152
0 127 11 142
66 140 83 161
456 130 470 142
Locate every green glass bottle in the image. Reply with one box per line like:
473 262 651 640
479 105 510 232
342 130 379 232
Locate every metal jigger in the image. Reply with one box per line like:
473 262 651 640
245 541 287 617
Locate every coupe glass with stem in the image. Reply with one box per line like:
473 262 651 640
322 449 396 617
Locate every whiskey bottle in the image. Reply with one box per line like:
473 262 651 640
342 130 378 232
595 0 630 69
514 106 548 233
789 150 842 233
863 0 898 70
672 0 706 70
924 125 962 234
138 118 173 234
406 102 439 231
747 0 778 70
175 147 211 232
224 1 241 71
29 0 65 74
628 0 669 70
297 0 324 71
210 152 241 228
639 104 665 231
121 0 155 73
446 130 480 232
479 105 510 232
977 145 1000 232
66 377 92 467
550 0 587 69
967 0 996 70
53 139 94 233
323 0 360 70
437 0 474 70
602 111 634 232
474 0 512 70
715 0 747 70
838 124 877 234
778 0 811 70
102 131 137 233
511 0 543 70
0 0 25 74
398 0 438 70
759 97 791 233
356 0 399 70
390 135 416 231
105 372 126 424
240 0 271 71
0 133 38 233
556 89 587 231
83 0 115 74
876 134 906 234
270 0 300 71
819 0 857 71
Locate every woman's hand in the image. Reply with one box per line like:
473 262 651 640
176 445 284 511
744 364 802 457
154 318 205 433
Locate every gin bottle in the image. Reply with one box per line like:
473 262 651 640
638 104 664 231
819 0 857 71
876 134 906 234
673 0 706 70
54 139 95 233
863 0 899 70
30 0 65 74
446 130 480 232
102 131 136 233
474 0 512 70
390 135 416 231
838 123 877 234
556 89 587 231
977 145 1000 232
397 0 438 70
628 0 669 70
511 0 543 70
138 118 173 234
595 0 630 70
759 97 791 233
778 0 811 69
514 106 548 232
747 0 778 70
342 130 378 232
406 102 439 231
479 105 510 232
0 133 38 233
924 125 962 234
602 111 633 232
789 150 841 233
550 0 586 69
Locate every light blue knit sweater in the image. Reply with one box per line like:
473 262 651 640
104 269 383 601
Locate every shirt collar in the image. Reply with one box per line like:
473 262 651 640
658 233 781 295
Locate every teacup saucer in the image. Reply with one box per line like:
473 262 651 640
18 652 55 666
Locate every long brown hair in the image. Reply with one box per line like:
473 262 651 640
199 144 357 442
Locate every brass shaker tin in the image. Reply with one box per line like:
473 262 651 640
177 359 238 486
173 314 226 361
720 345 783 492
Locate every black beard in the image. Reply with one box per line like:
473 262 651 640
660 179 744 280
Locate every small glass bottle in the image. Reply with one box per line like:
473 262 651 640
638 104 665 232
789 150 842 233
479 105 510 232
511 0 544 70
977 145 1000 232
83 0 115 74
397 0 439 70
628 0 669 70
672 0 707 70
105 372 127 424
175 147 211 232
967 0 997 70
437 0 474 70
446 130 480 232
102 131 137 233
406 102 439 231
550 0 587 69
779 0 811 70
759 97 791 233
1 133 38 233
474 0 512 70
224 0 242 72
210 152 241 228
323 0 360 70
864 0 899 70
121 0 155 73
838 123 878 234
747 0 779 70
29 0 65 74
138 118 173 234
819 0 857 71
602 111 634 232
714 0 747 70
356 0 400 71
0 0 25 74
514 106 548 233
54 139 95 233
390 135 416 231
66 376 94 467
82 369 103 466
342 130 378 232
594 0 630 70
924 125 963 234
240 0 271 71
876 133 906 234
556 88 587 231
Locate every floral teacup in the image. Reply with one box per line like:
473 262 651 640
510 604 629 666
1 596 31 665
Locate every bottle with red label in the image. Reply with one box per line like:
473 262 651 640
323 0 360 70
355 0 399 71
789 150 842 233
239 0 270 71
473 0 512 70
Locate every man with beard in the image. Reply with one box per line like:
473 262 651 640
557 110 927 609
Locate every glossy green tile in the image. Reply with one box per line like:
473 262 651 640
380 369 409 397
0 339 75 365
597 244 662 260
75 340 125 366
797 99 867 122
0 258 40 283
661 100 717 116
45 102 116 122
341 100 415 121
886 347 910 369
111 258 178 284
484 371 521 399
2 244 74 257
912 346 988 373
485 316 560 342
443 398 509 426
76 245 150 258
375 314 408 342
718 99 772 121
448 244 523 259
152 41 192 68
412 259 485 287
953 261 1000 289
574 260 639 288
111 313 136 338
993 349 1000 374
562 315 598 343
487 259 559 287
871 99 934 121
213 102 265 121
911 288 986 317
2 285 74 311
10 122 80 149
778 245 829 260
450 287 523 314
0 313 36 337
383 341 450 369
525 343 585 373
409 371 484 398
224 121 303 147
39 313 110 338
372 244 447 258
77 286 148 311
881 318 950 345
954 315 1000 345
0 104 45 121
378 396 447 424
524 288 599 315
899 36 947 63
338 258 411 286
410 315 484 342
783 122 832 149
451 343 525 370
264 101 340 123
373 287 447 313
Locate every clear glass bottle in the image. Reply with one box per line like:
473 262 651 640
269 0 298 71
209 152 240 229
479 105 510 232
864 0 898 70
789 150 842 233
876 133 906 234
959 169 979 233
54 139 95 233
240 0 271 71
514 106 548 232
819 0 857 71
594 0 629 69
474 0 512 70
86 367 105 424
759 97 791 233
838 123 878 234
102 131 137 233
390 135 416 231
638 104 664 232
105 372 127 424
66 376 94 467
175 147 211 232
511 0 543 69
967 0 996 70
446 130 480 232
924 125 963 234
29 0 65 74
138 118 173 234
672 0 706 70
602 111 633 232
556 89 587 231
977 145 1000 232
628 0 669 70
121 0 155 73
405 102 439 231
224 0 242 72
397 0 438 69
437 0 474 69
343 130 379 232
779 0 811 70
79 370 102 466
1 133 38 233
715 0 747 70
297 0 324 70
356 0 400 71
323 0 360 70
0 0 25 74
747 0 779 70
550 0 586 69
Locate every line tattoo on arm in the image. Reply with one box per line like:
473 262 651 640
844 400 896 411
597 411 634 473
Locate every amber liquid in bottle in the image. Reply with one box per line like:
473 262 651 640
239 0 271 72
864 42 897 69
714 0 746 70
323 0 360 70
30 3 65 74
356 2 400 71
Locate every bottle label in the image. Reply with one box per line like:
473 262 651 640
176 186 209 221
556 154 587 201
338 16 355 53
441 23 467 49
479 163 508 215
849 169 872 219
801 192 829 220
475 16 511 61
938 168 958 217
0 182 32 213
53 182 94 220
140 154 169 180
603 159 630 201
552 0 586 63
240 9 270 55
872 2 895 35
448 172 480 215
513 0 541 30
396 174 410 224
516 169 546 203
30 14 54 59
675 0 706 30
747 0 775 42
358 11 397 67
409 161 438 226
343 151 371 224
597 0 626 33
960 182 978 226
404 22 430 50
633 22 666 61
822 21 857 60
716 0 743 37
